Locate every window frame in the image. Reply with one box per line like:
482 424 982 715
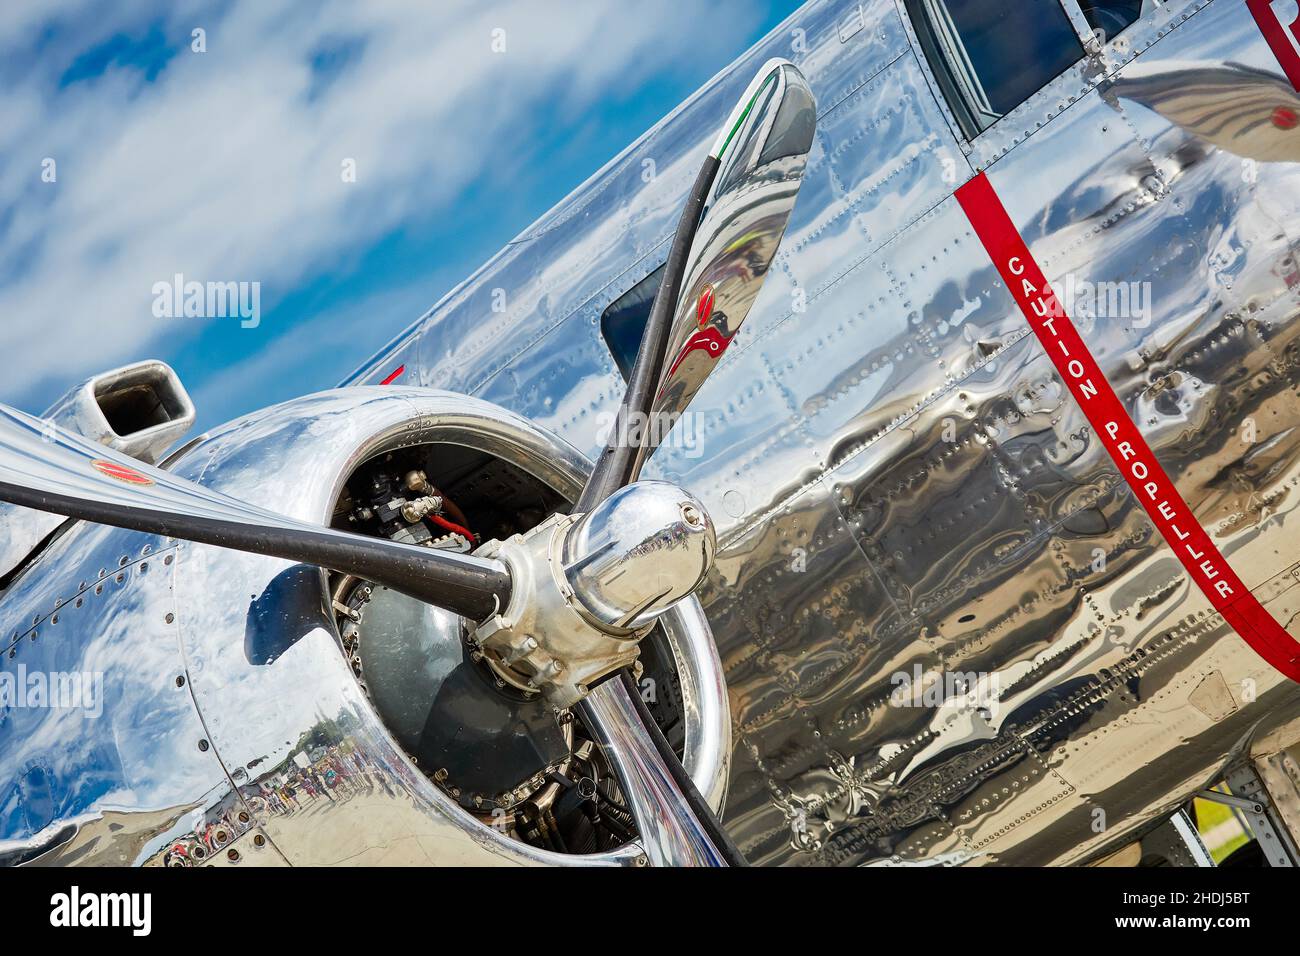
898 0 1103 145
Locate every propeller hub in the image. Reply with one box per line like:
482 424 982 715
562 481 715 631
471 481 716 708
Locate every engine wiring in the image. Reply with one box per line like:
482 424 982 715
426 513 477 544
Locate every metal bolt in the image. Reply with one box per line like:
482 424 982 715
681 503 704 528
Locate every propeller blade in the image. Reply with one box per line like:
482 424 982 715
578 59 815 510
562 59 814 868
650 61 815 437
0 403 510 620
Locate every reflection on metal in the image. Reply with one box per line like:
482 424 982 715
563 481 716 630
0 502 64 585
471 481 714 708
1 361 196 582
650 61 815 442
583 677 725 867
0 398 513 620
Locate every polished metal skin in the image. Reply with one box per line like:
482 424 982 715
0 502 64 584
562 481 716 630
43 359 195 466
335 0 1300 865
578 58 815 507
7 0 1300 867
0 389 730 866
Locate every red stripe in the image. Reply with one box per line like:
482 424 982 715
91 459 154 486
1247 0 1300 93
379 364 405 385
956 172 1300 682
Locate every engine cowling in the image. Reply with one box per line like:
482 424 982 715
0 387 728 866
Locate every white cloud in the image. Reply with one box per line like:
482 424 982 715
0 0 763 412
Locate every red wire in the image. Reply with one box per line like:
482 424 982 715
427 513 477 544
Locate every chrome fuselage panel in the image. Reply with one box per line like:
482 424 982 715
344 0 1300 864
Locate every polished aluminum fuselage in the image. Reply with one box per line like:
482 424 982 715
343 0 1300 864
4 0 1300 866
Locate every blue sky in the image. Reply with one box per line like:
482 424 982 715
0 0 803 431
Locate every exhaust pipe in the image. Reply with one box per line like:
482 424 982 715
0 361 195 581
44 359 195 465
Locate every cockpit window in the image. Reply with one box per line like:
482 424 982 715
905 0 1085 139
600 263 665 380
1078 0 1143 44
